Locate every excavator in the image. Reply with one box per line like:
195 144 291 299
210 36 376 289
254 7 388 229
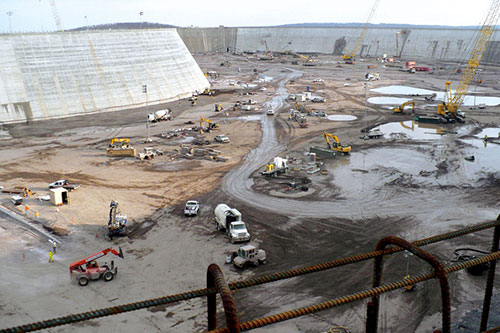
106 138 136 157
437 0 500 122
69 247 124 286
323 131 351 154
393 100 415 114
343 0 380 62
108 200 127 239
200 117 219 133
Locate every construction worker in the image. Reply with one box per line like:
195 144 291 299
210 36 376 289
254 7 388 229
52 241 57 254
48 250 54 263
35 211 39 221
24 205 29 215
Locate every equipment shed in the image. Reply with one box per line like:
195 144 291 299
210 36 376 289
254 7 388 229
49 188 70 206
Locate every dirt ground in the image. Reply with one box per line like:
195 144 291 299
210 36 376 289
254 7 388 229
1 52 500 332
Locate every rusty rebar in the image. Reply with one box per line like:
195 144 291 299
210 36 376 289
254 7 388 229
209 251 500 333
2 218 500 333
207 264 240 333
480 223 500 331
482 325 500 333
366 236 450 333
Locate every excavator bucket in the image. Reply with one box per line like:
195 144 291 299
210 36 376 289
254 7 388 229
118 247 124 259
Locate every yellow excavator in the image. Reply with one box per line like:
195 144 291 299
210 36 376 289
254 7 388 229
200 117 219 133
343 0 380 62
437 0 500 122
106 138 136 157
393 100 415 114
323 131 351 154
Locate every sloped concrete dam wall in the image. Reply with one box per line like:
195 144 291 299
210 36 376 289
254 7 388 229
0 29 209 124
178 27 500 64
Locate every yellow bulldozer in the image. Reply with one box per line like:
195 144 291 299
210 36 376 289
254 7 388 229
323 131 351 154
106 138 136 157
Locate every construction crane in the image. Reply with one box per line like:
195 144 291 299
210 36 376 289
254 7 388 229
49 0 63 31
323 131 351 154
343 0 380 62
437 0 500 122
393 100 415 113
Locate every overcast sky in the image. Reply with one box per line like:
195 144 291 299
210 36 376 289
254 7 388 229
0 0 494 33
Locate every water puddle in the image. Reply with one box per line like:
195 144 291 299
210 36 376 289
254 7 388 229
375 120 449 140
327 115 357 121
367 97 411 105
180 136 194 143
329 148 437 198
0 129 12 140
477 128 500 139
370 85 500 106
237 115 263 121
258 76 274 82
371 85 435 95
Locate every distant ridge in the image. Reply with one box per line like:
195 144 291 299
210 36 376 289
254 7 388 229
69 22 176 31
273 22 497 29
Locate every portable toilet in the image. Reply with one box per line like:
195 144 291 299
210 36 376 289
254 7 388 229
49 188 70 206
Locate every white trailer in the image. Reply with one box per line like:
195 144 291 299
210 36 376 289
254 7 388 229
214 204 251 243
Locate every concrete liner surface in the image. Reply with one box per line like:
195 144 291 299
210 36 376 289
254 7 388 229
0 29 210 124
178 26 500 64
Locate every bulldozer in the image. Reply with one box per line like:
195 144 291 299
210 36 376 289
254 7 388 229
323 131 351 154
200 117 219 133
108 200 127 239
393 100 415 114
201 88 216 96
106 138 136 157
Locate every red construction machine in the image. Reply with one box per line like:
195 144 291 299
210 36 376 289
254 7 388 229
69 247 124 286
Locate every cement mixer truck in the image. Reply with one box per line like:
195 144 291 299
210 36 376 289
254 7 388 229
148 109 172 123
214 204 251 243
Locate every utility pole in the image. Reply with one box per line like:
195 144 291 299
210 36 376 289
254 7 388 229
143 84 152 143
362 82 371 140
84 16 88 30
6 12 13 33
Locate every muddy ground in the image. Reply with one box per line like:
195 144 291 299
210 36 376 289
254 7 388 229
1 53 500 332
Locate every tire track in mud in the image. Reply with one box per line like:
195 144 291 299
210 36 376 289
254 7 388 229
221 69 486 222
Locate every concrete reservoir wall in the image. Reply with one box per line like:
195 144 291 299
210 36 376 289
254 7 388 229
0 29 210 124
177 27 500 64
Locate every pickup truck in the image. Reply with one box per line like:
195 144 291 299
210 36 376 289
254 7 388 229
48 180 80 191
214 135 230 143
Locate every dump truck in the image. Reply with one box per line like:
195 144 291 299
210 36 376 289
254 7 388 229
148 109 172 122
231 244 267 269
214 204 251 243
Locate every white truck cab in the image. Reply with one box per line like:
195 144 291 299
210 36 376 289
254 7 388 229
214 204 251 243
